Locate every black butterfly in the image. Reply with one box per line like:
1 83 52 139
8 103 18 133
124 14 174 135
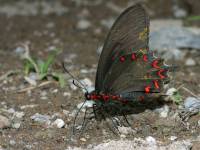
63 4 172 134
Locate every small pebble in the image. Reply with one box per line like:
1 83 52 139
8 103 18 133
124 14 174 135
77 19 91 30
12 122 21 129
80 69 89 74
63 110 70 116
24 76 37 86
169 136 178 141
9 140 16 145
40 91 47 97
198 120 200 127
30 113 51 125
41 96 48 100
0 115 10 129
20 104 38 110
63 92 71 97
80 137 87 142
185 58 196 66
52 89 58 93
145 136 157 145
184 97 200 111
120 134 126 138
155 105 169 118
15 111 25 119
14 46 25 55
166 88 177 96
52 119 65 128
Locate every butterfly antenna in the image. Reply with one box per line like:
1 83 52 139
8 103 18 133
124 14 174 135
62 62 88 92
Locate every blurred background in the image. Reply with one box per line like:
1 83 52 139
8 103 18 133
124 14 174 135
0 0 200 149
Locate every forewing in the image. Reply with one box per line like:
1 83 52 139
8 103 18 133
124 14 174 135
95 4 149 93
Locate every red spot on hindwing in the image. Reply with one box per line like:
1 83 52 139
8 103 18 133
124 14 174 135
131 53 136 61
145 86 151 93
152 60 160 69
143 54 148 62
153 80 160 89
157 69 166 79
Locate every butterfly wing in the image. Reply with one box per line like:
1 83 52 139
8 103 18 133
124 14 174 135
95 4 150 93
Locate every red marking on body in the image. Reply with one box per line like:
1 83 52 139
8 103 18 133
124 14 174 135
152 60 160 69
112 95 118 100
143 54 148 62
157 69 166 79
145 85 151 93
131 53 136 61
120 56 125 62
97 95 101 100
91 94 97 100
153 80 159 89
103 95 109 101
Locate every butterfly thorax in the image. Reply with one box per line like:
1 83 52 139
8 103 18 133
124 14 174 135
85 91 121 102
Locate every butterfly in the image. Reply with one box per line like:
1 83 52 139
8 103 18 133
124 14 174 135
63 4 172 134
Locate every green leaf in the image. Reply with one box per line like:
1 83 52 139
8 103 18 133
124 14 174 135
24 60 34 75
172 91 183 105
186 15 200 21
41 50 59 74
52 72 66 88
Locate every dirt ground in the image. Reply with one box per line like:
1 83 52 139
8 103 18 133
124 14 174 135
0 0 200 150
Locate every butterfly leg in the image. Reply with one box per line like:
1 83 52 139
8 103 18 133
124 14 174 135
122 113 131 127
79 107 93 137
73 100 87 135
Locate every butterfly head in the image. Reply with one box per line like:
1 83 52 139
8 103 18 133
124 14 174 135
85 91 91 100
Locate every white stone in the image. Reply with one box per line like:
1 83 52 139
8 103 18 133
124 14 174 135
52 119 65 128
80 137 87 142
185 58 196 66
12 123 21 129
24 76 37 86
160 105 169 118
145 136 157 145
77 19 91 30
52 89 58 93
166 88 177 96
15 111 25 119
169 136 178 141
63 92 71 97
20 104 38 110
